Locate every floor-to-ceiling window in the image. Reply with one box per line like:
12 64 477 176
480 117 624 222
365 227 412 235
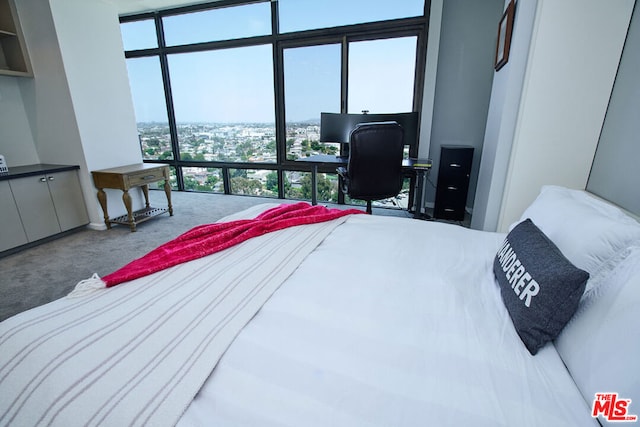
120 0 428 206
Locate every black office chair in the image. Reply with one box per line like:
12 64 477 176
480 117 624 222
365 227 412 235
336 121 405 214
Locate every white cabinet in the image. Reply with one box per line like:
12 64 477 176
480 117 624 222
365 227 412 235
0 180 28 251
10 174 65 242
46 170 90 232
0 166 89 253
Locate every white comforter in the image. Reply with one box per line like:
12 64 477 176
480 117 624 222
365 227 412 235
0 205 596 426
180 211 596 426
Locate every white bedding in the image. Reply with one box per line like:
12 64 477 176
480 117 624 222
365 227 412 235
179 212 595 426
0 209 348 427
0 204 599 426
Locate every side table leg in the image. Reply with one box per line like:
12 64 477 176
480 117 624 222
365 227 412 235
97 188 111 229
141 184 150 208
122 190 136 232
164 180 173 216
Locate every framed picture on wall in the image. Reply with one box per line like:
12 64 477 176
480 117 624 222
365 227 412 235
495 0 516 71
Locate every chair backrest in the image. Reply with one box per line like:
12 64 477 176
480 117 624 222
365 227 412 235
346 121 405 200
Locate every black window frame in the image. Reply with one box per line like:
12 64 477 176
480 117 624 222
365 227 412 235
120 0 430 203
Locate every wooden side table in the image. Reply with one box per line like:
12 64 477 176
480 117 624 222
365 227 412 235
91 163 173 232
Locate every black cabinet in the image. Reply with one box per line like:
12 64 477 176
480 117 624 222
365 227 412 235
434 145 473 221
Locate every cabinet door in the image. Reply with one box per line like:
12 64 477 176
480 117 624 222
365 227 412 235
0 180 28 251
9 175 60 241
47 170 89 231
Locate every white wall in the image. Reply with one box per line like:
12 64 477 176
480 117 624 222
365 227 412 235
0 77 39 166
15 0 84 169
48 0 143 228
587 2 640 215
49 0 141 171
489 0 634 232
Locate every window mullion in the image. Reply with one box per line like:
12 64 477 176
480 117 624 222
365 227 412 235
154 13 184 190
271 0 287 197
340 36 349 115
411 32 428 159
337 36 349 204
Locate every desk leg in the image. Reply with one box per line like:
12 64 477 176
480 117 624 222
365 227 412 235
96 188 111 230
164 180 173 215
413 169 430 220
122 190 136 232
141 184 150 208
311 165 318 206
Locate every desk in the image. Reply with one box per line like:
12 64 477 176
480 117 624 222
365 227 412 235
92 163 173 232
296 155 431 219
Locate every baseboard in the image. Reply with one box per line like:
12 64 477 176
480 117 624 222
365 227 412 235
87 222 107 231
0 225 89 259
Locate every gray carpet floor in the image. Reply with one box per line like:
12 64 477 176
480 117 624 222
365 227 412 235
0 192 281 321
0 191 414 322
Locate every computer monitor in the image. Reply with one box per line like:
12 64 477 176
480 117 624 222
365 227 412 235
320 112 419 150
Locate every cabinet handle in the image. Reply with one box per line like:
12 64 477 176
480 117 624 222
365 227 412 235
48 176 55 181
447 186 458 191
449 163 461 168
142 175 156 180
40 177 47 183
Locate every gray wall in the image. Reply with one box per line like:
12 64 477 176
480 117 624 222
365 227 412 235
426 0 503 210
587 2 640 215
471 0 538 231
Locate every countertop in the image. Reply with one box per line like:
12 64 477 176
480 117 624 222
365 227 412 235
0 164 80 181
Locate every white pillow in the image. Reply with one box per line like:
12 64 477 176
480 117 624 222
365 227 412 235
554 246 640 425
518 186 640 280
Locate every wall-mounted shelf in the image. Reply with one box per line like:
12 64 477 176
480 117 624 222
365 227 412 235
0 0 32 77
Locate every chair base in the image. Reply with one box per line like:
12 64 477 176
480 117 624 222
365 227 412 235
366 200 372 214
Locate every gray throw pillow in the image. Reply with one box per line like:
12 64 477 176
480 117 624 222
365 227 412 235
494 219 589 355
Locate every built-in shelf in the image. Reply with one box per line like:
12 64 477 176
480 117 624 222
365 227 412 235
0 0 32 77
0 29 17 37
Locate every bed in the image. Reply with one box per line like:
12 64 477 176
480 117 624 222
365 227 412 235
1 186 638 426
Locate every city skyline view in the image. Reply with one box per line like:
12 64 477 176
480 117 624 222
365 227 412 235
136 121 410 207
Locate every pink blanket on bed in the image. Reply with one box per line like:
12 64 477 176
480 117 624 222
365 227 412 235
102 202 364 287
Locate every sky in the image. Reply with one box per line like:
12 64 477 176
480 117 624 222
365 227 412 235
121 0 423 123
